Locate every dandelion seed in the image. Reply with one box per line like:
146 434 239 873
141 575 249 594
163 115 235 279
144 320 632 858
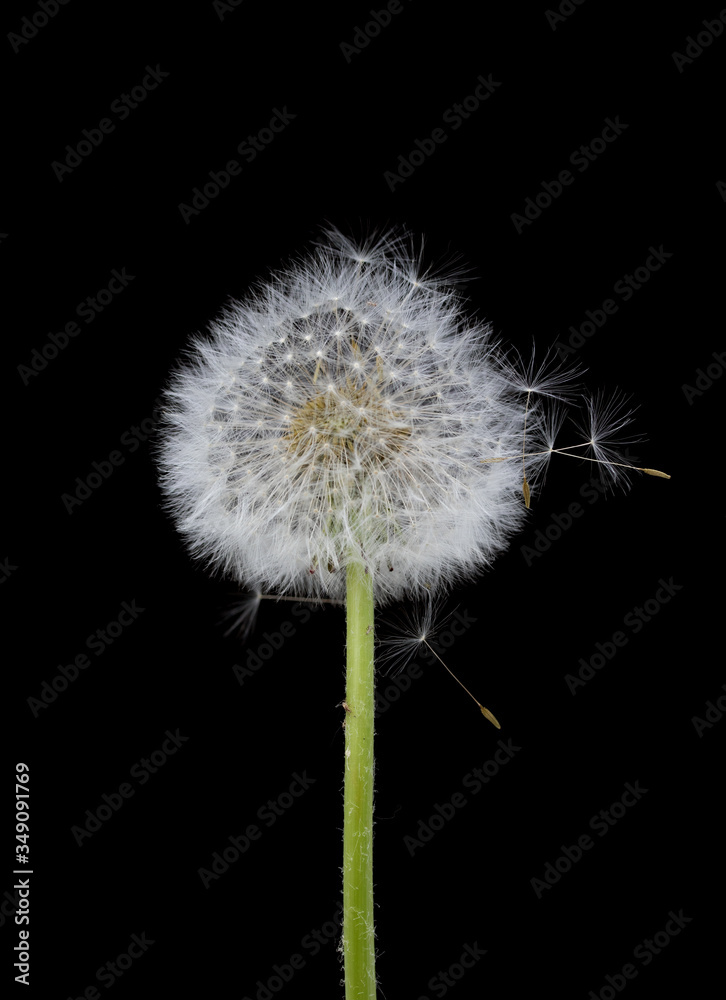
378 597 447 676
497 341 585 401
220 590 262 640
564 389 646 489
220 590 343 640
380 599 500 727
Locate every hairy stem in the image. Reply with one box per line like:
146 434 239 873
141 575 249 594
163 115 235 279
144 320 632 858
343 561 376 999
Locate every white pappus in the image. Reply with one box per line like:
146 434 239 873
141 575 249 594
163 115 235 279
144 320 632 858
156 226 660 606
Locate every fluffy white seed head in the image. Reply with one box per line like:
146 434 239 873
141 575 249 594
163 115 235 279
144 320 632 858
156 228 623 605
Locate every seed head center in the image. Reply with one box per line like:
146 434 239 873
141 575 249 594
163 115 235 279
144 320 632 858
285 383 410 466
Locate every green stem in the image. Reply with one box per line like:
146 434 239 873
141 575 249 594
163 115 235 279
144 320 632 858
343 560 377 1000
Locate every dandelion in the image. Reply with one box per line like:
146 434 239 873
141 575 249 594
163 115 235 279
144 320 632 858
156 226 668 999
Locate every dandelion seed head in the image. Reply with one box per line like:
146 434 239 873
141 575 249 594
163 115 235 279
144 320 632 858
156 227 639 604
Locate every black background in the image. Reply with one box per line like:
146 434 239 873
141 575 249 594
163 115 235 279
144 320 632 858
3 1 723 997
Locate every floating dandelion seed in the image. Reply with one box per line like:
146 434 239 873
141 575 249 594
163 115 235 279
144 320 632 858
378 596 449 675
219 590 263 640
220 590 343 640
156 225 669 1000
379 599 500 727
